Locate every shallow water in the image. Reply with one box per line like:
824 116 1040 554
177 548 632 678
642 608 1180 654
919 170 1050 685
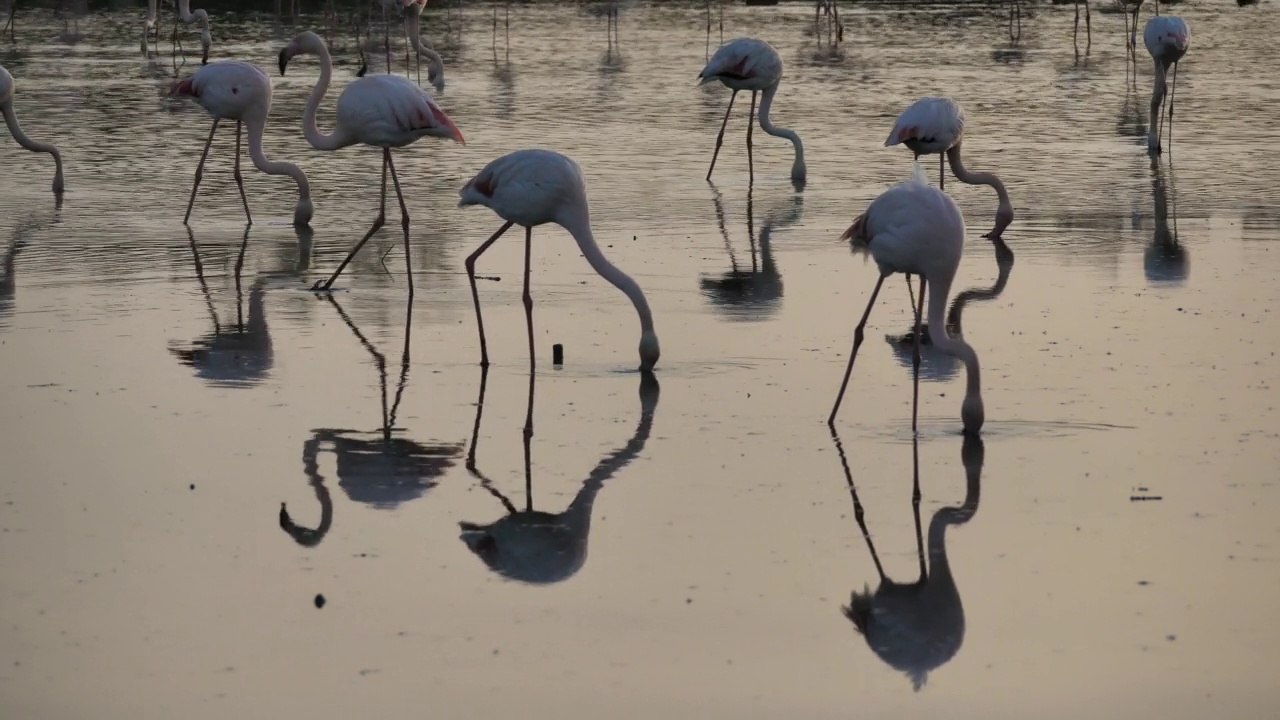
3 1 1280 717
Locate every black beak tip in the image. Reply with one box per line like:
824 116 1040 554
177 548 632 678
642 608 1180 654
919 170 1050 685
278 50 289 75
356 60 368 77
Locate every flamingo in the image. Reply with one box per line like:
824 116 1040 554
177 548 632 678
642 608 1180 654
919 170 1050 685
829 163 984 436
174 0 211 65
396 0 446 91
698 37 807 185
1143 13 1190 154
886 96 1013 241
458 148 660 372
278 30 464 293
170 61 313 227
141 0 158 55
1 66 64 194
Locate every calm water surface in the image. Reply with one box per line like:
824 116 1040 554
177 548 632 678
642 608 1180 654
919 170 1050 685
2 1 1279 718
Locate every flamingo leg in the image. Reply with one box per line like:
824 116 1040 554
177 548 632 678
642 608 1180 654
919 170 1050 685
312 151 389 291
183 119 220 225
911 274 926 434
939 154 945 189
706 89 738 182
522 225 535 375
385 149 414 296
233 121 253 226
746 90 757 186
828 272 888 426
1166 61 1179 151
464 220 516 367
1085 0 1091 52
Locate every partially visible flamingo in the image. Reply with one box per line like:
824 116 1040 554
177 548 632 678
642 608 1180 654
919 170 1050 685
171 61 313 226
829 163 984 436
458 148 660 372
396 0 446 91
279 30 464 292
1143 13 1190 154
886 96 1013 241
174 0 211 65
1 66 64 194
698 37 807 185
141 0 159 56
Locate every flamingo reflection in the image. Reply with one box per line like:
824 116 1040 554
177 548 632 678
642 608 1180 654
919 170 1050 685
1144 157 1186 284
459 369 659 584
280 292 462 547
699 183 802 321
1 196 61 329
832 429 984 691
885 237 1015 381
169 226 311 387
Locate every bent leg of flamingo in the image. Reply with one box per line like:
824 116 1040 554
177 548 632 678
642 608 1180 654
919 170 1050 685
522 226 535 375
313 150 389 291
465 220 516 367
828 272 887 426
746 90 757 186
706 89 738 182
183 119 220 225
385 149 414 297
911 275 926 434
233 121 253 226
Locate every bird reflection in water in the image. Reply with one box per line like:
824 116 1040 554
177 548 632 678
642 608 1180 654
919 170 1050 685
459 368 659 584
0 194 61 328
699 182 802 321
280 293 463 547
169 225 311 387
1145 156 1187 284
885 237 1015 381
832 428 984 691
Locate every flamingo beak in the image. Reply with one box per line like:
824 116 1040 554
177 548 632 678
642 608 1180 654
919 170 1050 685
169 77 195 96
278 48 291 76
434 109 465 145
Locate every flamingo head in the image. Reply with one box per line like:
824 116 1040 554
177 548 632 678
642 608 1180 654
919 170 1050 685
984 203 1014 241
962 393 985 436
278 31 326 75
639 331 660 372
294 197 314 227
420 104 465 145
169 76 197 97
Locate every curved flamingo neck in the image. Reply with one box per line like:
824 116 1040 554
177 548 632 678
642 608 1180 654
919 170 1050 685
2 104 63 192
244 114 310 201
757 84 806 182
403 12 444 88
946 144 1011 217
297 40 353 152
559 205 656 339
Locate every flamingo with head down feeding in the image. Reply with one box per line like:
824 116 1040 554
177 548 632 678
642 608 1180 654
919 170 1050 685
698 37 806 185
1 65 64 194
458 148 660 373
395 0 445 91
279 30 464 293
885 96 1013 241
1143 13 1190 154
829 163 984 436
170 61 313 227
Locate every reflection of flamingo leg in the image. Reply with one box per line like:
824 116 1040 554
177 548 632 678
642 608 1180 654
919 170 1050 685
911 437 926 580
831 427 886 579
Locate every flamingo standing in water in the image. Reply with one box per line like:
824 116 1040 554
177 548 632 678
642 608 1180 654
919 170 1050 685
171 61 313 226
174 0 211 65
1143 13 1190 154
396 0 446 91
458 148 660 373
1 66 64 194
885 96 1013 241
829 163 984 436
279 30 464 293
698 37 807 185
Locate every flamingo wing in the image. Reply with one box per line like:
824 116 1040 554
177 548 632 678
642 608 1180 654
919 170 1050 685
885 96 965 150
170 61 270 118
459 148 585 227
337 74 463 146
698 37 778 85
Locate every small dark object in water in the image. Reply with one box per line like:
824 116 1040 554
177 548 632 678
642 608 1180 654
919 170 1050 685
314 593 326 608
1237 0 1258 6
743 0 779 5
553 343 564 365
1129 495 1163 501
189 483 195 490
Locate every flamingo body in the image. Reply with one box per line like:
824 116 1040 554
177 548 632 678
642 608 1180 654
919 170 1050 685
0 65 64 193
1143 15 1190 153
884 95 964 157
458 149 660 372
331 74 456 147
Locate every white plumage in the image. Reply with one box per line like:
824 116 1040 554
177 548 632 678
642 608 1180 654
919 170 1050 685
1143 15 1191 154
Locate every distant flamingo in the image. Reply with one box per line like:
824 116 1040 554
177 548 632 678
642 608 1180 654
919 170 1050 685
698 37 807 185
1143 13 1190 154
396 0 446 91
829 163 984 435
279 30 464 292
141 0 159 55
458 148 660 372
174 0 211 65
1 66 64 194
886 96 1013 241
171 61 313 226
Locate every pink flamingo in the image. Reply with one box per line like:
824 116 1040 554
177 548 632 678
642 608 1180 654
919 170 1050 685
1143 13 1190 154
885 96 1013 241
170 61 313 226
395 0 445 91
279 30 463 294
458 149 660 372
698 37 807 185
1 65 64 194
829 163 984 436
